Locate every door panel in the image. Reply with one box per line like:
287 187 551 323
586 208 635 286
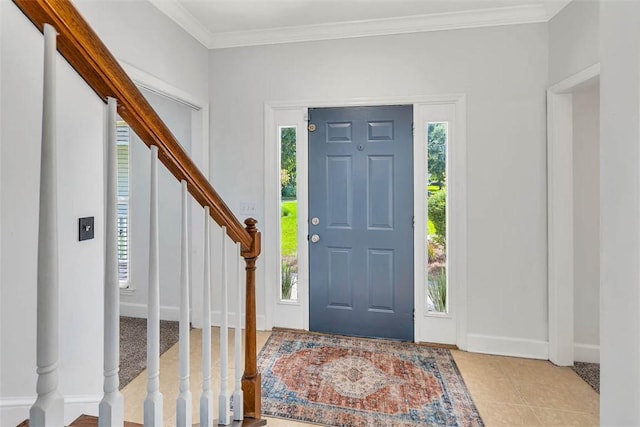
367 249 394 311
327 247 353 309
327 156 353 227
309 105 414 341
367 156 394 229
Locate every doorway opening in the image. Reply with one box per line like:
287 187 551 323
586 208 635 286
265 95 467 348
547 64 600 366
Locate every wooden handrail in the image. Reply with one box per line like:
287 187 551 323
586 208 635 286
13 0 252 251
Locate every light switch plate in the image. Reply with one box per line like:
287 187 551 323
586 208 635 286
79 217 94 241
240 201 257 215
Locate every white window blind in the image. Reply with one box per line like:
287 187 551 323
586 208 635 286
116 122 130 286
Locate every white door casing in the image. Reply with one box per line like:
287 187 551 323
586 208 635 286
117 60 210 327
265 95 467 348
547 63 600 366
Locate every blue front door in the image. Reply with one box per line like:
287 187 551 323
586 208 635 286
308 105 414 341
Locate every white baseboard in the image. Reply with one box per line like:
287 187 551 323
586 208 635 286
119 303 267 330
466 334 549 360
574 342 600 363
463 335 599 363
120 302 180 321
211 311 267 331
0 394 101 427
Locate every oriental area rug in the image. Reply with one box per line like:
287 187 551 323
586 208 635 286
258 330 484 426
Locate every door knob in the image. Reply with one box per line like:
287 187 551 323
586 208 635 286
310 234 320 243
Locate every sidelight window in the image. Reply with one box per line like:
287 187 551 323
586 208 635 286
427 122 448 312
280 126 298 301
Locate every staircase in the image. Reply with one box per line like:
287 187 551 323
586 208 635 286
11 0 265 425
17 415 142 427
18 414 267 426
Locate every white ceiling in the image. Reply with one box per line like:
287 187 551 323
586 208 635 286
148 0 572 49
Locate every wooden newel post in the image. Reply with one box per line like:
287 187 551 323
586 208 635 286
241 218 261 419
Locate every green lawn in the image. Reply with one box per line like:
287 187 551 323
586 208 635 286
281 200 298 256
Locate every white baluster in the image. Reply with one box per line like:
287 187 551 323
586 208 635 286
144 145 163 427
233 242 244 421
200 207 213 427
176 180 192 427
219 227 231 424
30 23 64 427
99 97 124 427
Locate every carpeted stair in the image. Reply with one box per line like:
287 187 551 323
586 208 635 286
572 362 600 393
119 316 179 389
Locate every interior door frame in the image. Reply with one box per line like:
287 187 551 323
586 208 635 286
117 60 210 328
264 95 467 349
547 63 600 366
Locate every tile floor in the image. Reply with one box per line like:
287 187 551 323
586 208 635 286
121 329 599 426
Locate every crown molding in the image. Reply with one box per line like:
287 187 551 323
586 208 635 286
209 5 548 49
148 0 213 48
544 0 572 20
149 2 549 50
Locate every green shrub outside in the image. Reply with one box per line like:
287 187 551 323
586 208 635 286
281 261 295 299
281 183 296 198
428 187 446 242
428 219 436 235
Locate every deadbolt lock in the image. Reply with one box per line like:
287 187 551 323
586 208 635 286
308 123 317 132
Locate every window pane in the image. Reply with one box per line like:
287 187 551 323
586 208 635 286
280 126 298 301
116 122 130 286
117 202 129 282
427 122 447 312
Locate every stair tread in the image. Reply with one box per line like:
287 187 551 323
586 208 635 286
70 414 142 426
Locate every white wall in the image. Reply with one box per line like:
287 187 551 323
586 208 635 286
599 1 640 425
0 0 4 400
0 3 103 425
208 24 550 350
572 81 600 362
120 89 193 320
548 0 600 86
74 0 209 98
71 0 211 324
0 1 208 424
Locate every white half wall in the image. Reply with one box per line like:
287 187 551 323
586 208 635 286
572 81 600 363
208 23 549 347
0 4 103 425
0 1 210 425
